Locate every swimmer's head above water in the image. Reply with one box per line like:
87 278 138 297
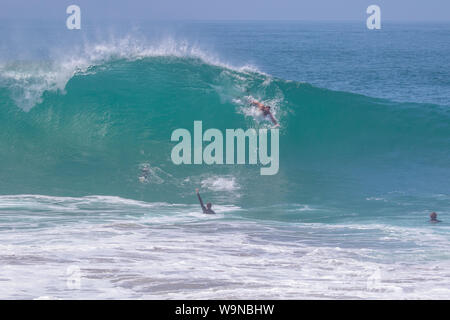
430 212 441 223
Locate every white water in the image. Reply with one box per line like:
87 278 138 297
1 195 449 299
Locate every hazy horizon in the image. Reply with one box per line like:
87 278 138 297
1 0 449 22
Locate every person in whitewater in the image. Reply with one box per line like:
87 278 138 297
250 100 280 127
138 164 150 183
430 212 441 223
195 188 215 214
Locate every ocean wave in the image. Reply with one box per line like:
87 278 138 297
0 37 262 111
0 43 448 217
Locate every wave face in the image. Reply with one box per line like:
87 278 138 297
1 52 449 221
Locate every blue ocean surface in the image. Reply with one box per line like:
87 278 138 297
0 20 449 299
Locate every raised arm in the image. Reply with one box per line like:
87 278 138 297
196 188 206 212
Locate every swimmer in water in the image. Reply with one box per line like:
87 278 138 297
139 164 150 183
250 100 280 127
430 212 441 223
195 188 215 214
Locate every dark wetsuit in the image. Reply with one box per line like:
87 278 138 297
197 192 215 214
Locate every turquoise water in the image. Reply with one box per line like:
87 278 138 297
0 21 449 299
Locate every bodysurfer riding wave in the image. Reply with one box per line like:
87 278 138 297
250 100 280 127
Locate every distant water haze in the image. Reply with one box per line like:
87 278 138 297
1 0 450 21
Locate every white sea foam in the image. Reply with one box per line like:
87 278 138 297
1 194 449 299
201 175 240 192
